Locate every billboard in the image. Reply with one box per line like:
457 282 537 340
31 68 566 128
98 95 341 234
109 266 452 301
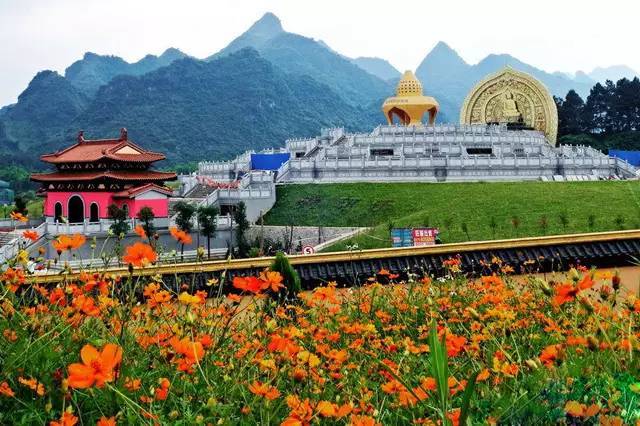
412 228 439 246
391 227 439 247
391 228 413 248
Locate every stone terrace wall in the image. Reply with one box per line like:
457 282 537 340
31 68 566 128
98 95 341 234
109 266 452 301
247 225 363 248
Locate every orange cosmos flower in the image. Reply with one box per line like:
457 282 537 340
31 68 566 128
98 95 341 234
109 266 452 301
134 224 147 239
52 234 86 252
0 381 15 397
539 344 563 367
553 283 580 305
22 230 38 242
122 242 157 267
124 377 141 391
169 227 192 245
248 381 281 400
445 333 467 357
18 376 45 396
155 377 170 400
169 336 205 373
67 343 122 389
349 415 380 426
259 270 285 292
233 276 264 294
10 211 28 223
96 417 116 426
50 412 78 426
564 400 600 418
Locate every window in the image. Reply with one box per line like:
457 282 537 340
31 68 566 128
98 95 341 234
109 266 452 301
370 149 394 156
466 148 492 155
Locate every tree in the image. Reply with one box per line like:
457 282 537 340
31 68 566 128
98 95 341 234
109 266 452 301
557 90 585 136
233 202 250 258
13 195 27 215
174 201 196 233
197 205 219 259
137 207 156 243
583 81 615 133
107 204 130 238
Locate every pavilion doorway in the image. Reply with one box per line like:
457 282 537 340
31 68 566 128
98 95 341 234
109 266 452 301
68 195 84 224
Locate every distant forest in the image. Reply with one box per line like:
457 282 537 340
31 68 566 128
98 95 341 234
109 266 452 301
556 77 640 150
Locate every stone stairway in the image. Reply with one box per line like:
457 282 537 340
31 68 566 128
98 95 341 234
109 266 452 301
0 231 17 247
184 184 216 199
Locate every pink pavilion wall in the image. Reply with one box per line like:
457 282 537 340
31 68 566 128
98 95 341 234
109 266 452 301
43 191 169 220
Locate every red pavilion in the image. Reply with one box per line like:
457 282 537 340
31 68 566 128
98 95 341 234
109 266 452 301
31 128 177 225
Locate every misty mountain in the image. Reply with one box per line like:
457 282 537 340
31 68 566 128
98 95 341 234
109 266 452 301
210 13 392 107
416 42 594 122
0 49 378 167
0 71 88 159
587 65 639 84
1 10 637 175
65 48 189 96
351 57 401 81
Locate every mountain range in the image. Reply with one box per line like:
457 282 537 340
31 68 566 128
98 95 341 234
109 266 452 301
1 12 638 171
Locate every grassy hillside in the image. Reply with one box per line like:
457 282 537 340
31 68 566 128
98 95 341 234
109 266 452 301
263 181 640 251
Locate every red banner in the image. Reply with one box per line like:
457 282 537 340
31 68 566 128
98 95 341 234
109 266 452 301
411 228 439 246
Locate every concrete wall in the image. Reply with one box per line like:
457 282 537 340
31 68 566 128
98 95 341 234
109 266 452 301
246 225 362 248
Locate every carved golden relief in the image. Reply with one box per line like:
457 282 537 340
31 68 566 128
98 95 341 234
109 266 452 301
460 67 558 145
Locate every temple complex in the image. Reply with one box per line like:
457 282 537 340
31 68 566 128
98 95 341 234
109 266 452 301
32 128 176 225
186 68 636 218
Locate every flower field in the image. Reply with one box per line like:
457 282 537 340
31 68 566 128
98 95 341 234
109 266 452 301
1 231 640 424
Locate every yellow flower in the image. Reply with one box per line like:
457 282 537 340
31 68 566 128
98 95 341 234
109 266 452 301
178 292 202 306
297 350 321 368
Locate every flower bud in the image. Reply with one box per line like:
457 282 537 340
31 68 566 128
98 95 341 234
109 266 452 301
525 359 539 370
587 335 599 351
569 268 580 282
466 307 481 321
612 271 621 291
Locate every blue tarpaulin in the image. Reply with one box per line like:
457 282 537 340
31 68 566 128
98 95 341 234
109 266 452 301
250 153 291 171
609 150 640 166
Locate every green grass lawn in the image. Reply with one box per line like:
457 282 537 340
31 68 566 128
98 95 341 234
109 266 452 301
263 181 640 251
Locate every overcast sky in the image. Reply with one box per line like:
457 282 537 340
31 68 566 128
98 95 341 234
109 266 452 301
1 0 638 106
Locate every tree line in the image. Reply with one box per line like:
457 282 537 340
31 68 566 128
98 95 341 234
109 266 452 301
555 77 640 150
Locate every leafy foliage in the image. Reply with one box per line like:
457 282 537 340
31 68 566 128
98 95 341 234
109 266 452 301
137 207 156 240
107 204 130 237
269 251 302 300
197 205 219 258
556 77 640 151
233 202 250 258
174 201 196 233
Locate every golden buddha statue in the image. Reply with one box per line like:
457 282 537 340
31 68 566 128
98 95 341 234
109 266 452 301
501 90 521 123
